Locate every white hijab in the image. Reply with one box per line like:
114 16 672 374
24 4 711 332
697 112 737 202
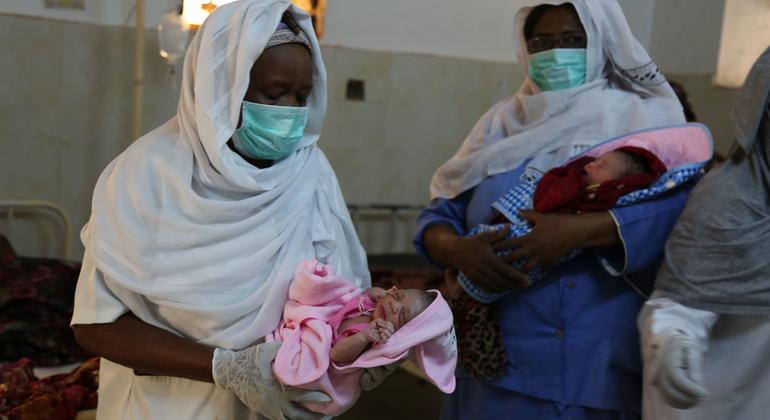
82 0 369 349
430 0 685 199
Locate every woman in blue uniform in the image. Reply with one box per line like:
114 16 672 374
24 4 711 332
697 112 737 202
414 1 689 418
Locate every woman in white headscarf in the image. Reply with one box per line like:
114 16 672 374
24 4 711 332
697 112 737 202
70 1 371 418
638 47 770 420
414 1 688 418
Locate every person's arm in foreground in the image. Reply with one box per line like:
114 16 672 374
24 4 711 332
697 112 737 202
422 209 618 295
423 223 530 293
73 312 213 382
495 209 620 272
74 313 330 420
415 193 529 294
495 186 692 282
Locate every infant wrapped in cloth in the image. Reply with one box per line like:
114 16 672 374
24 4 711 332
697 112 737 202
269 260 457 416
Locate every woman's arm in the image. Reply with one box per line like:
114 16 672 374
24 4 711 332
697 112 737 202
495 210 620 272
414 193 528 294
496 186 693 276
601 186 693 275
72 312 214 383
423 224 529 293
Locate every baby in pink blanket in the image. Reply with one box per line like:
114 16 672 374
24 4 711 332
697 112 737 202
270 260 457 416
329 286 434 363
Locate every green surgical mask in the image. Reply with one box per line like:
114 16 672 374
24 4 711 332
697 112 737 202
528 48 587 91
232 101 308 161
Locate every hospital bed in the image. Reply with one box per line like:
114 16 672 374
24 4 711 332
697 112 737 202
0 199 73 261
0 200 95 419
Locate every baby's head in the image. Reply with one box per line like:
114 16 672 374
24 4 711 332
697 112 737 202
583 149 652 186
373 288 435 330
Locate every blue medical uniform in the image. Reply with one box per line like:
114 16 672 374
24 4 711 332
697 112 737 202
413 162 692 419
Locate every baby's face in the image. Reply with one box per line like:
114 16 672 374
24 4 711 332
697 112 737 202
372 288 428 330
583 151 629 186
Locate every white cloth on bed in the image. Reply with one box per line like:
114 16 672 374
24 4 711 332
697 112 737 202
429 0 685 200
71 1 367 419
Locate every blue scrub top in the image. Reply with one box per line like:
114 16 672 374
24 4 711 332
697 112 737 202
413 161 692 414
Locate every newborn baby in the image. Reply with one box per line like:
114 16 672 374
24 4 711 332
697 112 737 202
527 147 663 215
270 260 457 416
460 146 667 299
584 149 651 185
329 286 434 363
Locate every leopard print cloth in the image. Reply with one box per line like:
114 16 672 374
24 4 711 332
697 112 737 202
449 293 509 380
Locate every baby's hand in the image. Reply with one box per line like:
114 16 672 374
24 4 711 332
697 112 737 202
362 319 395 344
364 287 390 301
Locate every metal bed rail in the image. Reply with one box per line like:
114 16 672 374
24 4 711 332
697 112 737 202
347 204 423 254
0 200 72 260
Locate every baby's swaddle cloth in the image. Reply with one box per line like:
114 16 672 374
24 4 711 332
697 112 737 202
269 260 457 416
458 123 714 303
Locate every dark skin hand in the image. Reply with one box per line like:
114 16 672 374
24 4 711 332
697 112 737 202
72 42 313 382
424 224 530 294
495 210 620 273
424 210 620 295
73 312 215 382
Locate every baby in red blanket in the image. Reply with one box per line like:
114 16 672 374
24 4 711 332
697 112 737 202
532 146 666 214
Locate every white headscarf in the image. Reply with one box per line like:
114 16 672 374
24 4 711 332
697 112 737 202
81 0 369 349
430 0 685 199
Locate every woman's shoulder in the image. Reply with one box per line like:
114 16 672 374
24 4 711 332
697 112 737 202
107 121 189 180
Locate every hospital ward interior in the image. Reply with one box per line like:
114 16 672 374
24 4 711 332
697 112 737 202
2 0 770 419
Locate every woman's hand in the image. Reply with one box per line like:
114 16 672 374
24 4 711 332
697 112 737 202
212 342 331 420
444 226 529 294
493 210 620 273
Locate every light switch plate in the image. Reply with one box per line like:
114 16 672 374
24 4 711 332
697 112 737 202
44 0 85 9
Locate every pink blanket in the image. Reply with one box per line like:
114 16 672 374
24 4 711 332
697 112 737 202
269 260 457 416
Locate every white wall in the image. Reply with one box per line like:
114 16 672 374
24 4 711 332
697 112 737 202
323 0 655 63
648 0 726 75
0 0 171 26
1 0 723 73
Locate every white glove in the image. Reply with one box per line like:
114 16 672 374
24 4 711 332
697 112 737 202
359 360 402 391
213 341 332 420
653 334 709 409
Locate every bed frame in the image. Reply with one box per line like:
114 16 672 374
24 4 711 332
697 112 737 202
0 200 72 260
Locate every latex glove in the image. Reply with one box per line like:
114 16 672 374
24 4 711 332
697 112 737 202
653 334 709 409
359 359 403 391
213 341 332 420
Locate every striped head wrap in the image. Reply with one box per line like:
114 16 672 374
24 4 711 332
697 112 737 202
266 22 311 51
